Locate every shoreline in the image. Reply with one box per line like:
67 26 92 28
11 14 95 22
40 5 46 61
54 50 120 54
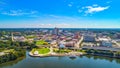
0 56 25 65
29 52 120 59
29 52 84 57
86 54 120 59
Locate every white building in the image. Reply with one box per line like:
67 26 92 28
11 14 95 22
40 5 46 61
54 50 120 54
101 41 112 47
98 37 112 47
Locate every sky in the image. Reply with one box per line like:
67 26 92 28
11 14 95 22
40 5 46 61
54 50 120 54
0 0 120 28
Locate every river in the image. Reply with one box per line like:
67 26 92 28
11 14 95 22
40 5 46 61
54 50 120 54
0 51 120 68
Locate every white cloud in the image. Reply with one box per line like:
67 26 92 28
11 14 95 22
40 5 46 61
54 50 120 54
78 9 82 13
81 4 110 15
1 10 38 16
68 2 73 7
85 6 109 14
48 15 61 18
93 4 98 7
106 1 112 4
68 4 72 7
1 16 120 28
38 23 71 28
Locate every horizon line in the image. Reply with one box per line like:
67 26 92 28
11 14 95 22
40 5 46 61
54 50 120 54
0 27 120 29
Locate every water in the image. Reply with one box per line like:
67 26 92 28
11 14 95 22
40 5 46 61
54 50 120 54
0 51 120 68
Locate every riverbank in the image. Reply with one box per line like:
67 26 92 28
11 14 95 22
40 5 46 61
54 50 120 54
0 56 25 65
29 51 84 57
83 48 120 59
0 49 26 64
29 48 120 59
1 51 120 68
86 53 120 59
29 51 120 59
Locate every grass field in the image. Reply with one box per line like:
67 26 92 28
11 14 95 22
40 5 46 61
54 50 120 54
32 48 50 54
37 48 50 54
36 40 48 45
26 35 36 39
53 49 71 53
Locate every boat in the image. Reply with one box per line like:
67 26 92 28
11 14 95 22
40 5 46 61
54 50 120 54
69 54 76 59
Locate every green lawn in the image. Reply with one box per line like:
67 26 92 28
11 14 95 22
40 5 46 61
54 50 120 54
38 48 50 54
36 40 48 45
26 35 36 39
32 48 50 54
53 49 71 53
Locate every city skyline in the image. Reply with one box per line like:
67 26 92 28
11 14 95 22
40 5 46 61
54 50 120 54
0 0 120 28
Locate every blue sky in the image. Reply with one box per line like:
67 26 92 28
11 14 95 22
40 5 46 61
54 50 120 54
0 0 120 28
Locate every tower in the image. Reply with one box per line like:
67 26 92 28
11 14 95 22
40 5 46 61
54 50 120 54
11 32 14 42
53 27 59 35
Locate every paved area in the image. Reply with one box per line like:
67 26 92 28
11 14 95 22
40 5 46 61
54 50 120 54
82 46 120 51
0 52 5 56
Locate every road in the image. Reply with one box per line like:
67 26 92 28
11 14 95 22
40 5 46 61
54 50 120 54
75 36 83 48
112 40 120 48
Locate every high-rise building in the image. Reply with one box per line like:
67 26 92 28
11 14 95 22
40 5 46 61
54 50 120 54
83 34 95 42
53 27 59 35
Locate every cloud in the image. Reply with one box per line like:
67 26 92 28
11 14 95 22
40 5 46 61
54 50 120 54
93 4 98 7
79 4 110 15
78 9 82 13
68 4 72 7
0 1 6 8
1 15 120 28
38 23 71 28
68 2 73 7
0 1 6 5
85 6 109 14
48 15 61 18
106 1 112 4
1 10 38 16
